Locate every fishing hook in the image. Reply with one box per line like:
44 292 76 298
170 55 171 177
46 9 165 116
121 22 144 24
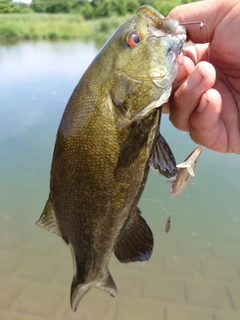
179 21 205 29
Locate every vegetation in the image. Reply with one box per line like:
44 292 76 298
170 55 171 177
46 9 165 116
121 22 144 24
0 0 199 43
0 13 128 43
0 0 192 16
0 0 33 13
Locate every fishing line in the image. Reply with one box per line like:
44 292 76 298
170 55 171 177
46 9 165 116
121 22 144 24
202 23 210 62
142 197 173 217
142 196 175 233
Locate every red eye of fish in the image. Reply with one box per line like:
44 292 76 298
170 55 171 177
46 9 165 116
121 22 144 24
127 31 142 47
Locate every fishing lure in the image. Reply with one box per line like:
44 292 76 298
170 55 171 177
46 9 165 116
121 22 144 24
169 146 202 196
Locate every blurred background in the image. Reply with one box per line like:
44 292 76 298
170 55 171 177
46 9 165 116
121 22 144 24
1 0 195 45
1 1 240 320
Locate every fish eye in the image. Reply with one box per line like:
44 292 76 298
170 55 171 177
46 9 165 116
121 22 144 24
127 31 142 48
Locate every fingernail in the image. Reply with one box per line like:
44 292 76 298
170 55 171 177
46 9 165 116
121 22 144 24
186 67 204 90
197 92 209 113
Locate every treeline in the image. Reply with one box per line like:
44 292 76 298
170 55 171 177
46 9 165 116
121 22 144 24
1 0 198 18
0 0 32 13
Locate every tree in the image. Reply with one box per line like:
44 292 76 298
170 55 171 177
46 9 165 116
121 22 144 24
30 0 47 12
47 0 72 13
31 0 72 13
0 0 17 13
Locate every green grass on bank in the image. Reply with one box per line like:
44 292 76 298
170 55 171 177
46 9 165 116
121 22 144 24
0 13 131 44
0 0 184 43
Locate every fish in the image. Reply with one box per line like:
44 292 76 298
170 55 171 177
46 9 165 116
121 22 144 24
169 146 202 196
165 216 171 233
36 5 186 312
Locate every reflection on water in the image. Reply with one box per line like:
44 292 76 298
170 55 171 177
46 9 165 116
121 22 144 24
1 41 240 320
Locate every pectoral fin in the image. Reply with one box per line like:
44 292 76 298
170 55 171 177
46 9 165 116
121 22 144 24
115 110 160 175
36 198 61 237
115 123 149 173
149 133 177 178
114 208 153 263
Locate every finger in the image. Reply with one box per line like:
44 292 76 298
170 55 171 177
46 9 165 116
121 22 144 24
162 55 195 114
172 55 195 91
169 61 216 131
190 88 240 154
189 88 226 152
183 44 209 65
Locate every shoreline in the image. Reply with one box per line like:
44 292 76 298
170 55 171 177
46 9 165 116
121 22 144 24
0 13 130 44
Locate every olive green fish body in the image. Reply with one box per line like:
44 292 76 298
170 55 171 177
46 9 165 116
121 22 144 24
37 5 186 312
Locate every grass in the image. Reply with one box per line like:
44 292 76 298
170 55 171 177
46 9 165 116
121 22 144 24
0 13 130 44
0 1 184 44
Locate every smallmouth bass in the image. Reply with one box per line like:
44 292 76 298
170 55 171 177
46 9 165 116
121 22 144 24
37 5 186 312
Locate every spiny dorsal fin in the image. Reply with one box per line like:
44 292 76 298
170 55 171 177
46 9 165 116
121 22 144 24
114 207 153 263
36 198 61 236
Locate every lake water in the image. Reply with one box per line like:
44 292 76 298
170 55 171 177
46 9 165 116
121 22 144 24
1 41 240 320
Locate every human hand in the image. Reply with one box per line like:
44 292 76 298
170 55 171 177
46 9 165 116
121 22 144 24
164 0 240 154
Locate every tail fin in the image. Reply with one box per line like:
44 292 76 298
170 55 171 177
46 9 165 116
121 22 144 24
69 247 117 312
70 269 117 312
176 146 203 177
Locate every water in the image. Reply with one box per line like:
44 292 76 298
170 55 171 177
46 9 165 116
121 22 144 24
1 41 240 320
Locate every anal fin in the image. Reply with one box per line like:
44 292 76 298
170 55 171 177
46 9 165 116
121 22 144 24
114 207 153 263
